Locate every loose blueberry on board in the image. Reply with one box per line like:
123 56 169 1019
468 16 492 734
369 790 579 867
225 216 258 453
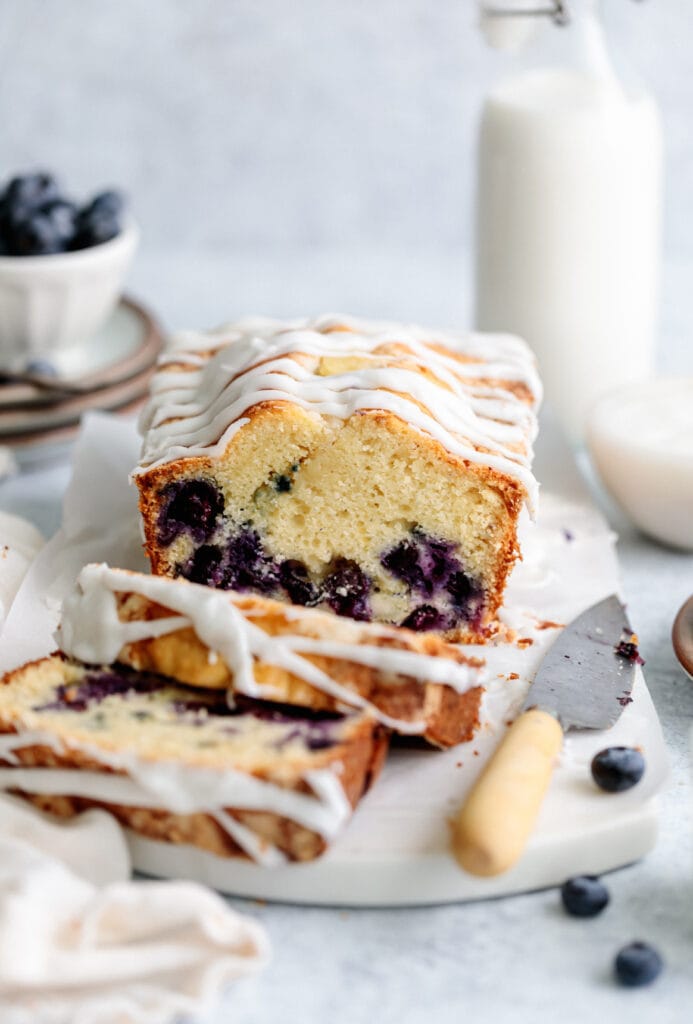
591 746 645 793
614 942 663 987
560 876 610 918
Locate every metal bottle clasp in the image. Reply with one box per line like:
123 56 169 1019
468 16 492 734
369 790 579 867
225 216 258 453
481 1 570 26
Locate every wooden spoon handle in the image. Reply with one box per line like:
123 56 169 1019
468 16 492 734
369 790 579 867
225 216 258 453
451 708 563 877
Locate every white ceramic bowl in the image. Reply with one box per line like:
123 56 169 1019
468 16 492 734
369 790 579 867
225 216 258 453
587 377 693 550
0 220 139 373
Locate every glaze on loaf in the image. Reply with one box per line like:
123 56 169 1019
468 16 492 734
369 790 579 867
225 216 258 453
134 315 541 641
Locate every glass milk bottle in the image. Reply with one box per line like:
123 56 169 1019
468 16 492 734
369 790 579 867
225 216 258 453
474 1 662 443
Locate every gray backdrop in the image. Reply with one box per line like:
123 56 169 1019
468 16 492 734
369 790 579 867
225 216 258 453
0 0 690 259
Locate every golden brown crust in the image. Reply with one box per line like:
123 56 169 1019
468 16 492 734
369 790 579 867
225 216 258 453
18 792 329 861
112 584 484 748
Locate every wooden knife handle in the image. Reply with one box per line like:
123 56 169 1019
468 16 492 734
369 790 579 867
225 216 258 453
451 708 563 877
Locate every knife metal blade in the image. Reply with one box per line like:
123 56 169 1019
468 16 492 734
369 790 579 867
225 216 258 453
523 594 639 731
453 593 641 877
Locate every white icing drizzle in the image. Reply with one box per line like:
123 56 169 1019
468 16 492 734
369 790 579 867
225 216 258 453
0 728 351 864
134 314 541 512
56 564 485 734
212 810 288 867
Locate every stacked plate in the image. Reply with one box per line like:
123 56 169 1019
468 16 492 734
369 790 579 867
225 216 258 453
0 297 163 460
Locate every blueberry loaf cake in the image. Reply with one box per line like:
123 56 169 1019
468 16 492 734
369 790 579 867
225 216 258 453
0 654 388 863
57 564 485 748
134 315 541 642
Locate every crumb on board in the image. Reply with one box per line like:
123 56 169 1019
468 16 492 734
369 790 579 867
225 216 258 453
615 635 645 666
535 620 564 631
493 623 518 643
517 637 534 648
508 672 519 681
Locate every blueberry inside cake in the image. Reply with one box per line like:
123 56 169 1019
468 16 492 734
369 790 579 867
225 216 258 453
0 654 388 863
134 315 541 641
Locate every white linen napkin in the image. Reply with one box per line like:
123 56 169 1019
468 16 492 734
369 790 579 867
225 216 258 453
0 439 270 1023
0 795 270 1024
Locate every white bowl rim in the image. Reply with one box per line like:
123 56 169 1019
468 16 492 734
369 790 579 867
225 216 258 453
588 375 693 419
0 218 139 272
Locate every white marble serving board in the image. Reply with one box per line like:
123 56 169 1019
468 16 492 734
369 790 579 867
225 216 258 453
0 413 668 906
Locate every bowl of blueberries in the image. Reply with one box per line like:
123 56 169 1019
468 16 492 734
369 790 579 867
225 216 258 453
0 171 138 373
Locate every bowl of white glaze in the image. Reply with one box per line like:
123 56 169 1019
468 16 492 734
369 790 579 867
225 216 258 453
587 377 693 550
0 220 139 373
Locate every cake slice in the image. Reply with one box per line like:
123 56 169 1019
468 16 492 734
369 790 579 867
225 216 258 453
0 654 388 863
134 315 540 641
57 564 485 748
